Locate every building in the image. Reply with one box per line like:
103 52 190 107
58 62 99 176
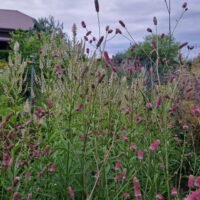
0 9 35 50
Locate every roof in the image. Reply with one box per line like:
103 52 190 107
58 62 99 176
0 9 35 30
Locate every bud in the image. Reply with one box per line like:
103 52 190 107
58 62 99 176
119 20 126 28
153 16 158 25
96 36 104 48
179 42 188 49
115 28 122 34
86 31 92 36
94 0 99 12
147 28 152 33
105 25 110 32
108 29 113 34
81 21 86 28
182 2 187 9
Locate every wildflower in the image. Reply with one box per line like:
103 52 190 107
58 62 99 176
185 188 200 200
119 20 126 28
3 153 12 169
94 0 99 12
81 21 86 28
25 171 31 181
156 96 162 107
115 28 122 34
13 192 18 200
104 51 111 65
55 64 63 75
108 29 113 34
195 176 200 187
192 106 200 117
147 28 152 33
86 48 90 54
41 146 49 156
120 134 128 141
146 102 153 110
115 160 121 171
183 124 189 130
149 139 160 151
156 193 164 200
13 176 20 187
133 177 142 200
46 99 53 107
84 36 88 41
153 16 158 25
123 192 130 200
171 187 178 197
68 186 75 199
49 163 56 173
75 104 84 112
115 175 121 183
130 143 136 151
96 36 104 48
137 150 144 160
86 31 92 36
105 25 110 31
188 175 195 189
182 2 187 9
97 72 105 84
179 42 188 49
121 168 127 180
32 149 40 158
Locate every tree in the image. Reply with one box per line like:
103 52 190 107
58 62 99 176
125 34 180 75
33 16 64 35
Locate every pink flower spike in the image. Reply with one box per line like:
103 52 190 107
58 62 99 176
49 163 56 173
3 153 12 169
133 177 142 200
146 102 152 109
185 188 200 200
68 186 75 199
130 143 136 151
195 176 200 187
123 192 130 200
46 99 53 107
156 193 164 200
149 139 160 151
75 104 84 112
188 175 195 189
156 96 162 107
115 175 121 183
13 192 18 200
115 160 121 171
183 124 189 130
137 150 144 160
171 187 178 197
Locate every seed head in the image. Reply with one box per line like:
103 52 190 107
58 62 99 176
119 20 126 28
94 0 99 12
182 2 187 9
115 28 122 34
96 36 104 48
153 16 158 25
147 28 152 33
81 21 86 28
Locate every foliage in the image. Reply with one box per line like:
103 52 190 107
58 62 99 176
125 34 180 74
33 16 64 35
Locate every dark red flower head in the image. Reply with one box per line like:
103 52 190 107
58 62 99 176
94 0 99 12
119 20 126 28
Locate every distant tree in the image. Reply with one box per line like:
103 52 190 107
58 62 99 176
33 16 64 35
125 34 180 75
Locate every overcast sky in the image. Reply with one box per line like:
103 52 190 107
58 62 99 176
0 0 199 58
